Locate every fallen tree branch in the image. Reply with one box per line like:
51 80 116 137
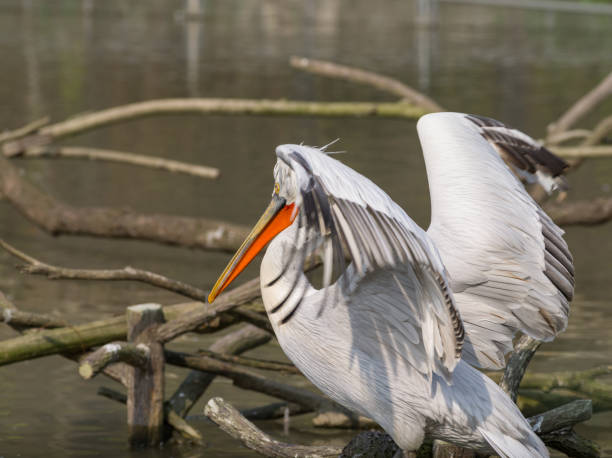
155 277 261 343
228 308 274 333
545 196 612 226
204 397 342 458
1 99 429 156
168 324 272 418
196 349 300 374
0 298 240 366
165 349 330 411
79 341 150 379
0 156 249 252
12 146 220 179
0 291 67 330
548 71 612 136
0 238 210 301
290 56 444 112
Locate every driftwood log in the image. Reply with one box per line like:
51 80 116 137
204 397 342 458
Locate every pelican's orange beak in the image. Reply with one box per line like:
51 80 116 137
208 194 297 303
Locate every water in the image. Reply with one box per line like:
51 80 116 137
0 0 611 456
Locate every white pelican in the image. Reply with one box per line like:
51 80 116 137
208 112 573 457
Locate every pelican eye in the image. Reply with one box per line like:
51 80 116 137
274 182 280 194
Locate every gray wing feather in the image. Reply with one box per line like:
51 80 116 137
418 113 574 370
275 144 464 381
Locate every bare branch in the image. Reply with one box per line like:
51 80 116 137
204 397 342 458
550 145 612 158
290 56 444 112
0 117 49 144
155 277 261 343
1 99 428 156
0 291 67 329
98 386 127 404
15 146 219 179
548 71 612 136
0 156 249 252
0 238 209 301
79 342 150 379
165 349 335 412
196 349 300 374
0 295 238 367
545 129 591 145
168 324 272 418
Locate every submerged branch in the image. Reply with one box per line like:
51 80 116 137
290 56 444 112
205 397 342 458
13 146 220 179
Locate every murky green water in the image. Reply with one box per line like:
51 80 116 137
0 0 611 456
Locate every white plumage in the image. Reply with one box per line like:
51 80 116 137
211 112 574 457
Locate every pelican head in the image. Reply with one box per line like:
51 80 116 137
207 146 306 303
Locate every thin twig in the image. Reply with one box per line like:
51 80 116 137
165 349 333 411
545 129 591 145
0 238 210 301
16 146 219 179
290 56 444 111
583 114 612 146
0 117 49 144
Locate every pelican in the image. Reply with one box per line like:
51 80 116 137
208 112 573 457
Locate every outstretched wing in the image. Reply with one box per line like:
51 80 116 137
274 144 464 381
418 112 574 370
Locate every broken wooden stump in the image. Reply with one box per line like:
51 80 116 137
126 303 165 448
